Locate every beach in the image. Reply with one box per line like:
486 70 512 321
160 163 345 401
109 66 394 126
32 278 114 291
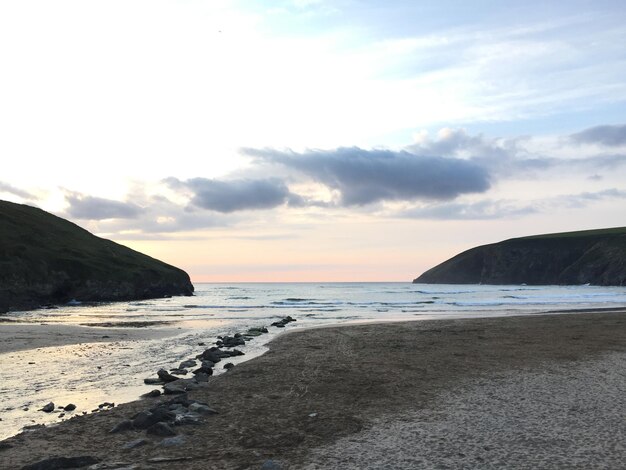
1 310 625 469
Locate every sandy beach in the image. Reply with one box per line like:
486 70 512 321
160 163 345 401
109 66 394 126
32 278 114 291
1 310 625 469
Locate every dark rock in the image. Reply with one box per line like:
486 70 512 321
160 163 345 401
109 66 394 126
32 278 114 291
271 316 297 328
157 368 179 383
0 442 13 451
192 365 213 376
230 349 245 356
41 402 54 413
188 403 218 415
163 380 198 395
179 360 196 369
146 422 176 437
21 456 100 469
159 435 186 447
194 372 210 383
197 349 221 363
223 363 234 370
131 411 158 430
63 404 76 411
143 389 161 398
122 438 149 450
110 419 134 434
144 377 164 385
170 368 188 375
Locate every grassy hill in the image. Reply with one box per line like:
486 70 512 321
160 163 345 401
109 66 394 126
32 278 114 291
414 227 626 286
0 200 193 312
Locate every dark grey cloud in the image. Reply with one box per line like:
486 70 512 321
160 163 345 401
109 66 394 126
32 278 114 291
65 193 144 220
0 181 37 200
244 147 491 205
570 124 626 146
166 177 293 213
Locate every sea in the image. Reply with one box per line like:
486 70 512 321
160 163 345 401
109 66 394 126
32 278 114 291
1 282 626 439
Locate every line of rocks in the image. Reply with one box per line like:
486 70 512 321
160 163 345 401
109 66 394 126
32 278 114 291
21 316 297 469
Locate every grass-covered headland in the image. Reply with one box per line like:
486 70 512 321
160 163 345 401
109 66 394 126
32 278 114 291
0 200 193 313
414 227 626 286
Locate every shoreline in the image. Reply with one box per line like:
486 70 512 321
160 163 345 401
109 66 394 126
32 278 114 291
0 323 183 354
1 310 626 469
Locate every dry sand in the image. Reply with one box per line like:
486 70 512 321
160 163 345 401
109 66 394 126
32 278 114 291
1 310 625 469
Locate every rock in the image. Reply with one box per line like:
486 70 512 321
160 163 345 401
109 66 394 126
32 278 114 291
21 456 100 469
146 422 176 437
143 378 164 385
122 438 149 450
41 402 54 413
169 368 188 375
179 360 196 369
159 435 186 447
163 382 187 395
197 349 221 363
194 372 210 383
0 442 13 451
63 403 76 411
173 412 202 425
223 363 234 370
188 403 218 415
219 336 245 347
110 420 134 434
261 460 283 470
157 368 178 383
143 389 161 398
192 365 213 376
230 349 245 356
131 411 158 430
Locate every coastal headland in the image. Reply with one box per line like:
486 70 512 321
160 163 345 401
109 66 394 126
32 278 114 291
1 310 625 469
0 200 194 313
414 227 626 286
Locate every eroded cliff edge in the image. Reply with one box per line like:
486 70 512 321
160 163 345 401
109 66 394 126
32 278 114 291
414 227 626 286
0 200 194 313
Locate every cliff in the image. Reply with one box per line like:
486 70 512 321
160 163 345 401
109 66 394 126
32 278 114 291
414 227 626 286
0 200 194 313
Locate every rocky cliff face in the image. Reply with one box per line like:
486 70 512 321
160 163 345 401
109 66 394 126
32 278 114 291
0 201 194 313
414 227 626 286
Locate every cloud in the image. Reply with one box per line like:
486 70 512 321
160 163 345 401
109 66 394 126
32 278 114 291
245 147 491 205
65 193 144 220
570 124 626 146
407 127 626 177
166 177 294 213
0 181 37 200
394 188 626 220
397 200 536 220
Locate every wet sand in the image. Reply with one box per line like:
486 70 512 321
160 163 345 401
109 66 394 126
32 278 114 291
1 310 626 469
0 323 182 354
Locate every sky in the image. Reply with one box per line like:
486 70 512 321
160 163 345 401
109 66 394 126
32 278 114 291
1 0 625 282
